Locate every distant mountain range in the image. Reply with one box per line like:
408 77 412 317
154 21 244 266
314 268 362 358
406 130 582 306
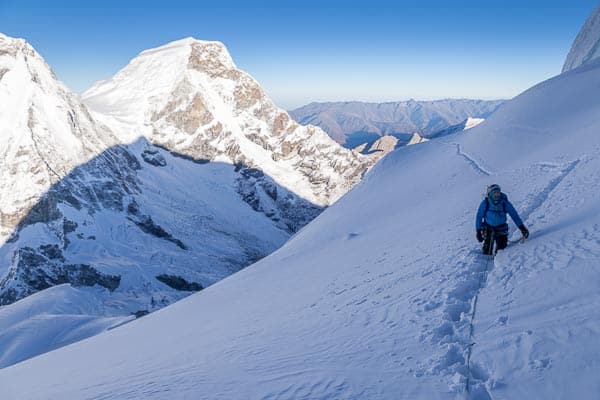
289 99 505 148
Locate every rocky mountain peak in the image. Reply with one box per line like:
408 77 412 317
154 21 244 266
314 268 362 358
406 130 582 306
0 33 122 242
83 38 371 206
407 132 428 146
187 40 237 77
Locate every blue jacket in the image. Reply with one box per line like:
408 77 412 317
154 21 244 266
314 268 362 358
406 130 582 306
476 193 523 230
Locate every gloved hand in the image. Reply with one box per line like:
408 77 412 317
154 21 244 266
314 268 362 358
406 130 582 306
476 228 486 242
518 224 529 239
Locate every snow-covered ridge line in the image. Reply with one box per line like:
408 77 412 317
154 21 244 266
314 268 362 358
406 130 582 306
562 4 600 72
0 32 123 242
82 37 372 207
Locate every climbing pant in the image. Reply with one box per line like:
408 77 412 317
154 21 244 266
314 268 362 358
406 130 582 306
482 223 509 255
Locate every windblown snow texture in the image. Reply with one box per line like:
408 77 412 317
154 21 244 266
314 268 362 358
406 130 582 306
2 39 600 400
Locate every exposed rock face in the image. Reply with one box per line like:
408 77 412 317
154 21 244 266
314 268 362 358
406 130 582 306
354 135 400 158
0 33 145 306
155 274 203 292
141 148 167 166
0 35 268 312
0 34 372 360
406 133 429 146
0 246 120 305
0 33 123 242
562 5 600 73
354 133 430 162
83 38 372 208
236 167 322 233
370 135 400 153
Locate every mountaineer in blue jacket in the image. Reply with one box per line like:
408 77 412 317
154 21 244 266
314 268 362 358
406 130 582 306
476 184 529 255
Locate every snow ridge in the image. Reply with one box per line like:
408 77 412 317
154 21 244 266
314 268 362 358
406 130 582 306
82 38 371 207
452 143 492 176
562 4 600 73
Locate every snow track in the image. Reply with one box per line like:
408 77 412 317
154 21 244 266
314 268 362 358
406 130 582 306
452 143 492 176
517 159 580 227
419 249 495 399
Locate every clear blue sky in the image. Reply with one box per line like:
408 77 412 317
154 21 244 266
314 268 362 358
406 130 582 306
0 1 597 109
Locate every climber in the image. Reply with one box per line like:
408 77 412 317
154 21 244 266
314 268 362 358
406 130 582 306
475 184 529 255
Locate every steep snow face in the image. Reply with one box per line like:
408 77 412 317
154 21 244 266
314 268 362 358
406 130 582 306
0 33 121 242
562 4 600 73
2 51 600 400
83 38 370 207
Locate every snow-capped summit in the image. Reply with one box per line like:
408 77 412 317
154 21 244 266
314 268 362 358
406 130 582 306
82 38 235 128
83 38 371 207
562 4 600 73
0 34 371 367
0 33 122 242
0 33 145 306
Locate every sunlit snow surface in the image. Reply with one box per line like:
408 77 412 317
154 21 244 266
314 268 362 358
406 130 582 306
1 53 599 399
562 4 600 73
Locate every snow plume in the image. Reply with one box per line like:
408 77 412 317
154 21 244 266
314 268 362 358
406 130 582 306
2 39 600 400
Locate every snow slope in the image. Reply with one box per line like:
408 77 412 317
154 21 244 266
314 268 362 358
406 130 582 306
0 284 132 368
2 47 600 400
562 4 600 72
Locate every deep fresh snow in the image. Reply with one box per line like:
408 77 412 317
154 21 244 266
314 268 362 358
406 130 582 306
1 52 600 400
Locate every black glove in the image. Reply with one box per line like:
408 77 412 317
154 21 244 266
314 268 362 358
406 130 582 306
476 228 485 242
518 224 529 239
